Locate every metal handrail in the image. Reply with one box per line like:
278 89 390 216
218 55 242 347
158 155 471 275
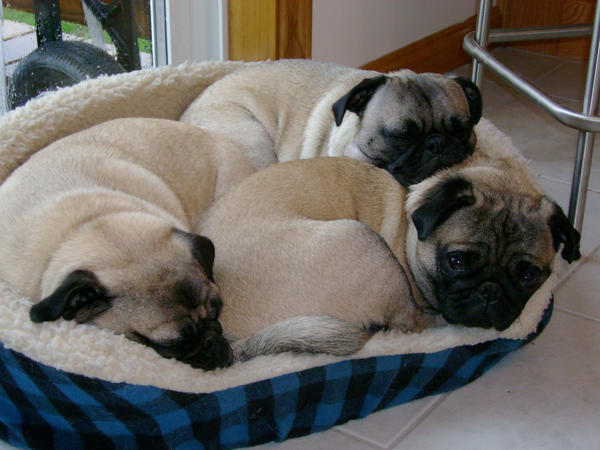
464 0 600 233
463 31 600 133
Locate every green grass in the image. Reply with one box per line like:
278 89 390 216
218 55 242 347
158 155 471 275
3 8 35 26
3 7 152 54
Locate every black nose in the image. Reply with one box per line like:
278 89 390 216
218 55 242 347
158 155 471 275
179 320 232 370
423 134 447 154
478 281 502 305
480 281 523 331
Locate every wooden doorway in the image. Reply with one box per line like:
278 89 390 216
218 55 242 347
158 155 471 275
227 0 312 61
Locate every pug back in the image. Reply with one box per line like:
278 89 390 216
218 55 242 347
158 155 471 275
181 59 482 187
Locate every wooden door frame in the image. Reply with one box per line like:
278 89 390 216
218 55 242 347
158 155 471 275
228 0 312 61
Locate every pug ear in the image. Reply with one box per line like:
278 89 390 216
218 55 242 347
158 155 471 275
332 75 388 126
173 229 216 281
547 201 581 263
190 234 216 281
411 177 475 241
29 270 110 323
452 77 482 125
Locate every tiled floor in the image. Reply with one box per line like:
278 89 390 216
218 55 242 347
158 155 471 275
0 46 598 449
252 47 600 449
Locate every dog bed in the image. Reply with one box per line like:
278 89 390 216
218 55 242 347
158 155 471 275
0 61 557 449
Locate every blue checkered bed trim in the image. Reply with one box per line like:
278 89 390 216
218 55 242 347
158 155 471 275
0 301 552 449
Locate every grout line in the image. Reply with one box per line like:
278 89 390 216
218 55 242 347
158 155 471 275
538 175 572 185
483 51 586 112
333 427 386 449
384 395 449 449
528 59 571 85
480 84 520 115
554 305 600 324
548 92 584 104
495 46 576 64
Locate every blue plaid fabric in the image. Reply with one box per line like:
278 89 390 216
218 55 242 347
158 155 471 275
0 301 552 449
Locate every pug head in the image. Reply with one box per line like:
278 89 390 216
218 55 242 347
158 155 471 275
406 172 580 331
332 71 482 187
30 217 232 370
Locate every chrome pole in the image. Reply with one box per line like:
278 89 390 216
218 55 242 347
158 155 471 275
471 0 492 87
463 33 600 132
568 0 600 231
488 25 592 43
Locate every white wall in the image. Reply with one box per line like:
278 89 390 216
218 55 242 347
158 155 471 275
312 0 478 67
167 0 478 67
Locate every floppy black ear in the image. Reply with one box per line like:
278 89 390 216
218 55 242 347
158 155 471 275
190 234 216 281
547 201 581 263
411 177 475 241
452 76 482 125
29 270 110 323
332 75 388 126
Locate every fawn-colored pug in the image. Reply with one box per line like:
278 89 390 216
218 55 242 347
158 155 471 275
181 59 482 186
0 118 254 370
199 150 580 360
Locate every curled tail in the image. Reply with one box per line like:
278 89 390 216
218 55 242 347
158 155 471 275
232 315 372 362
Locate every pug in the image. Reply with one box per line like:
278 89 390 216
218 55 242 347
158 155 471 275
180 59 482 186
198 134 580 360
0 118 254 370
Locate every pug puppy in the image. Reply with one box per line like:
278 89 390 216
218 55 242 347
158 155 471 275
0 118 254 370
198 136 580 360
180 59 482 186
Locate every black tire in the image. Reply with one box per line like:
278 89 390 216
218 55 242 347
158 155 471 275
8 40 125 109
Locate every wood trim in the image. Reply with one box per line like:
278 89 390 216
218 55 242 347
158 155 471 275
278 0 312 59
499 0 595 61
228 0 278 61
361 6 502 73
228 0 312 61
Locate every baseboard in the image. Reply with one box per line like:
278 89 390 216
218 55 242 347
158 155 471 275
361 6 501 74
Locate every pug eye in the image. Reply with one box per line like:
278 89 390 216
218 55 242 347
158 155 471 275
515 261 541 290
384 120 421 142
446 251 479 274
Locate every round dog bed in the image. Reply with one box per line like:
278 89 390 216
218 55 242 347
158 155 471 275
0 61 557 449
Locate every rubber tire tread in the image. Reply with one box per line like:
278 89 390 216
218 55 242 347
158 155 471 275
8 40 125 109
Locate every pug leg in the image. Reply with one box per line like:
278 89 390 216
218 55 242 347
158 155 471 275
182 103 278 170
232 315 371 362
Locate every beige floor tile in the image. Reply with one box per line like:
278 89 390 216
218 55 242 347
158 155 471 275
554 248 600 321
393 310 600 450
252 427 378 449
534 59 587 102
336 395 445 448
491 47 567 84
484 94 600 191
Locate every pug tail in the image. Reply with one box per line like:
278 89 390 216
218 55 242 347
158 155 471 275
232 315 371 362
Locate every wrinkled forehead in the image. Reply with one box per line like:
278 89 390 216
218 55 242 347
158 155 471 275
379 74 469 121
444 194 555 261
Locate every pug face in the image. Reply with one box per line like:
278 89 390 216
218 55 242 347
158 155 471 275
30 221 232 370
332 73 482 186
407 176 581 331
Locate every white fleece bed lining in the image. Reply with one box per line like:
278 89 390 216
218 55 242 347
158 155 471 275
0 62 555 394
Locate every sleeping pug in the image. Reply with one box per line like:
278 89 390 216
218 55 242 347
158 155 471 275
0 118 254 370
198 134 580 360
180 59 482 186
